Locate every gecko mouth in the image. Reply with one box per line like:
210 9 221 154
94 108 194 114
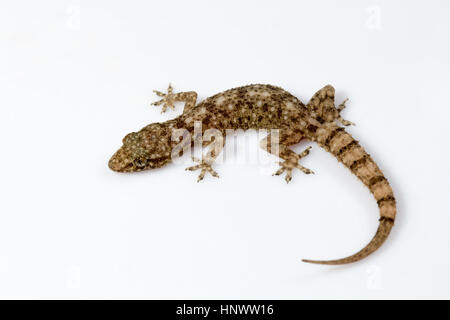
109 156 169 172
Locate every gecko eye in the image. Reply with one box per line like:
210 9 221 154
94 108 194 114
133 158 147 168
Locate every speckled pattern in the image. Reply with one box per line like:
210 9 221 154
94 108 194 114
109 84 397 265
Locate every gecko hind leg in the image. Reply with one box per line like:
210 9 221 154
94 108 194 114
336 98 355 126
307 85 355 126
151 83 198 113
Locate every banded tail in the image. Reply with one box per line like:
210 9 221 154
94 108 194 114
303 124 396 265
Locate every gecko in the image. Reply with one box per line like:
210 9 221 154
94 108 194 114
108 84 397 265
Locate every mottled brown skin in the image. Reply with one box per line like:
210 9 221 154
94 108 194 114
109 84 397 265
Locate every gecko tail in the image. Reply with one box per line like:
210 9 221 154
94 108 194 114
302 218 394 265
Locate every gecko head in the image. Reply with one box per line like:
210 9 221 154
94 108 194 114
108 122 173 172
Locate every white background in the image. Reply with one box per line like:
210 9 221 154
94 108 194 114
1 0 449 299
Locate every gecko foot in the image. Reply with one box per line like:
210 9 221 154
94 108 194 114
273 147 314 183
185 157 219 182
151 84 176 113
336 98 355 126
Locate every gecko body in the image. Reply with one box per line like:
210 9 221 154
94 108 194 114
109 84 397 265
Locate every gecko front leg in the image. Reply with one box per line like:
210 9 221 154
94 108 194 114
151 84 198 113
186 157 220 182
186 130 225 182
260 131 314 183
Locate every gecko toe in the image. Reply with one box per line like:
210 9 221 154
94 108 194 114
151 85 177 113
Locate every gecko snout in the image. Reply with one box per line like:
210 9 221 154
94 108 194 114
108 152 126 172
108 147 135 172
108 157 123 172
